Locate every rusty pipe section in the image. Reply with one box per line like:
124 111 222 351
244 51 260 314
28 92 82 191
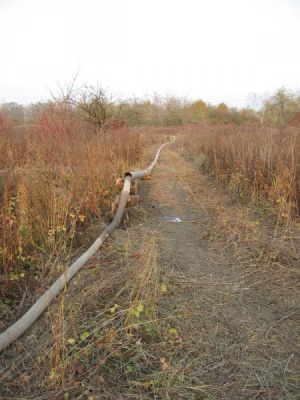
0 138 173 352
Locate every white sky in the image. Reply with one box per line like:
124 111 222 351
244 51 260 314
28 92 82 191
1 0 300 108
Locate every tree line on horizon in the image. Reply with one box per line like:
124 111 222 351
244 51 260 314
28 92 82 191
1 87 300 129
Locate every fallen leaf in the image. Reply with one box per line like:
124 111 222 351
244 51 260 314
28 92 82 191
80 331 90 340
49 369 58 380
162 362 168 371
132 253 141 259
109 303 119 313
136 304 144 312
161 283 168 294
76 364 84 374
78 214 85 222
184 366 190 374
142 379 154 387
126 365 134 373
160 357 169 371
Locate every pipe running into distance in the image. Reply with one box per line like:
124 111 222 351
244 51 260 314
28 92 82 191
0 137 175 352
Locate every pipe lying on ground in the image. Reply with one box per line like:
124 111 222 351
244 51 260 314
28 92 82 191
125 140 172 181
0 137 174 353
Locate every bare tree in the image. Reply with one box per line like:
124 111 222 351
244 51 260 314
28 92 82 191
53 75 122 131
248 92 266 124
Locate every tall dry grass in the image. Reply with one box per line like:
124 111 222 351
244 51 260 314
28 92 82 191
0 102 142 278
180 124 300 219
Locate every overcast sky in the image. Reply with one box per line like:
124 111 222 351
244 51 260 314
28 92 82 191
1 0 300 108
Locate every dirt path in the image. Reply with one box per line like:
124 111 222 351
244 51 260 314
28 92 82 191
126 144 300 399
1 142 299 399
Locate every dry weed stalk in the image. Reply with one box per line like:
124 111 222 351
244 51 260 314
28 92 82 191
0 103 142 280
180 124 300 220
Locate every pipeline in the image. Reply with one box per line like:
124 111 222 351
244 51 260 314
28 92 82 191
0 137 175 352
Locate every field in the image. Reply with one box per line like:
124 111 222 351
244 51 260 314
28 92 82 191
181 124 300 218
1 114 300 399
0 102 142 280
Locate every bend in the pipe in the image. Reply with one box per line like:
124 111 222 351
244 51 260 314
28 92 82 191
0 138 174 352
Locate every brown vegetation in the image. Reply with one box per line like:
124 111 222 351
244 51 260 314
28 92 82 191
180 124 300 220
1 136 299 399
0 101 142 281
1 87 300 398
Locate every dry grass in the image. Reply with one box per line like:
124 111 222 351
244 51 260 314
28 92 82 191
1 234 199 399
1 132 300 399
0 102 142 280
179 123 300 220
0 128 300 400
171 141 300 398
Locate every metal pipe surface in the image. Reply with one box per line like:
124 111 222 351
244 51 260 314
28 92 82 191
0 138 174 352
125 138 175 180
